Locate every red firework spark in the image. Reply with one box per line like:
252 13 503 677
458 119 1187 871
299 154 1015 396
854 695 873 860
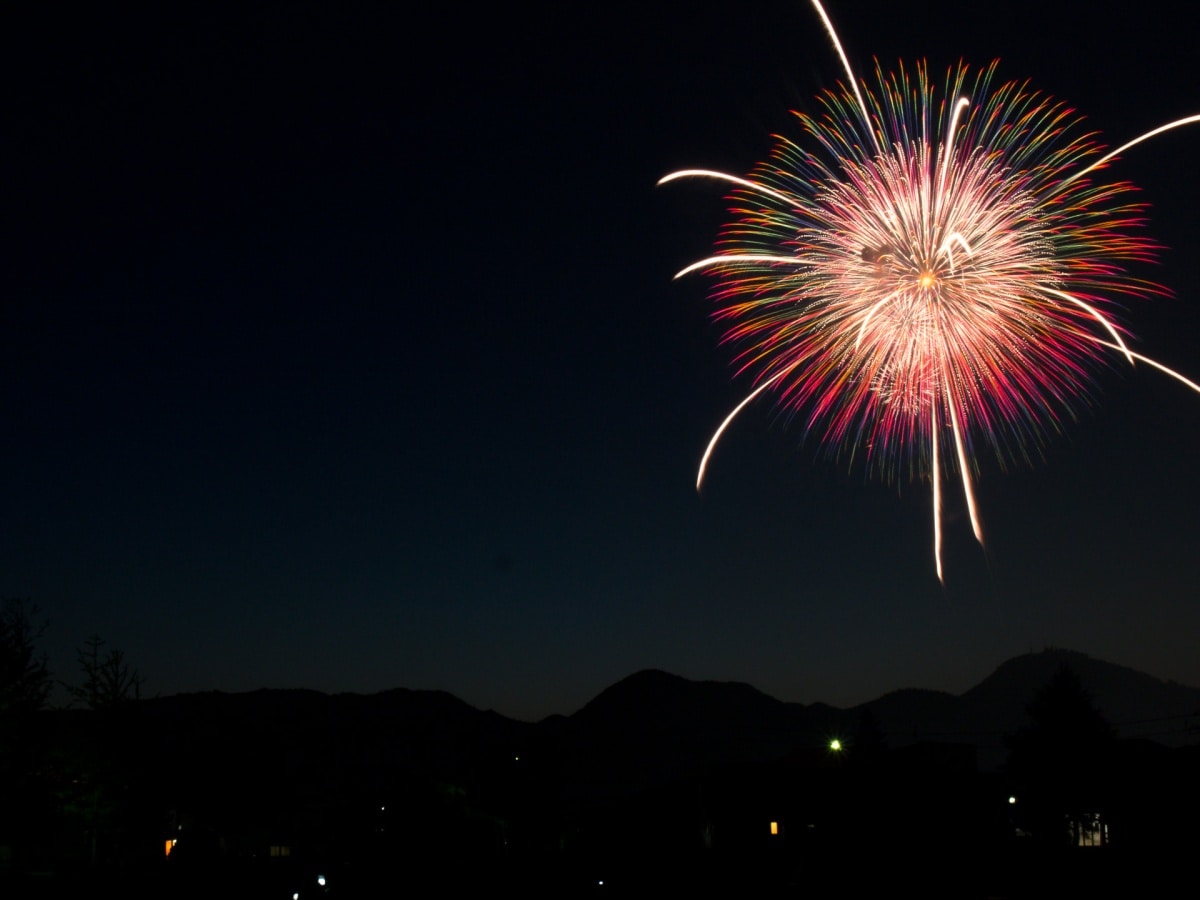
662 1 1200 580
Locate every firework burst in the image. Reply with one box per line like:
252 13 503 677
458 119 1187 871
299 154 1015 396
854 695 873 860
663 1 1200 580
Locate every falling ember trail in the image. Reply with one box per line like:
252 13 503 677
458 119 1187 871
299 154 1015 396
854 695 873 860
661 0 1200 577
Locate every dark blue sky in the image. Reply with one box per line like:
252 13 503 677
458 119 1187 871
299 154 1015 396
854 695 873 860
4 0 1199 721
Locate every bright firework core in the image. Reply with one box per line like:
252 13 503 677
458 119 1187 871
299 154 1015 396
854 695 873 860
662 1 1200 581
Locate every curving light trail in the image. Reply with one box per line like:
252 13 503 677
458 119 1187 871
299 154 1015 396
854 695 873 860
663 0 1200 580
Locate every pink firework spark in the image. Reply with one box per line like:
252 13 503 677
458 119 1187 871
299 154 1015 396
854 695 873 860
662 1 1200 580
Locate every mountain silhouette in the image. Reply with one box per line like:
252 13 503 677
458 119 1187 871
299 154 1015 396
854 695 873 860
27 648 1200 897
116 648 1199 799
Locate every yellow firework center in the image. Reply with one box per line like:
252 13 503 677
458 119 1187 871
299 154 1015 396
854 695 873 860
663 0 1200 582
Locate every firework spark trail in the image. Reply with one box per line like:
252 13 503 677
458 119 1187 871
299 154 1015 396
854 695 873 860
662 0 1200 580
696 372 786 491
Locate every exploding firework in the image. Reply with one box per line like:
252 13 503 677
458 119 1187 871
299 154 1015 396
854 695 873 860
662 1 1200 580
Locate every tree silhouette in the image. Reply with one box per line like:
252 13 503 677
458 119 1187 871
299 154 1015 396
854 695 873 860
0 599 53 874
1006 665 1115 847
852 707 887 763
0 598 50 716
65 634 143 710
58 635 147 867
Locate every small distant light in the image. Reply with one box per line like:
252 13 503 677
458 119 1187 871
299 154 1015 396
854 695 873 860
514 755 520 761
293 893 300 900
597 880 604 886
769 821 779 836
317 874 326 886
1008 795 1017 805
829 739 842 752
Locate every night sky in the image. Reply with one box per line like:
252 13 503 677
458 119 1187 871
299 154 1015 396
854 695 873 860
4 0 1199 722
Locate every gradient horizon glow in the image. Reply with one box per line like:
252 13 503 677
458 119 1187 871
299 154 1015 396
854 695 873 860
663 1 1200 580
